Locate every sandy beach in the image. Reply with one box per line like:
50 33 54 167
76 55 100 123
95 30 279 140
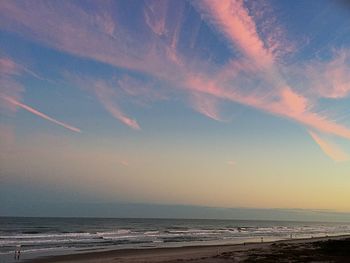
27 235 350 263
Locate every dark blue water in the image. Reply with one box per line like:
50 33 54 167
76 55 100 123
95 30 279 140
1 217 350 262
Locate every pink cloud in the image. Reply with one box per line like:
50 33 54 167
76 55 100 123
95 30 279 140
305 50 350 99
0 56 61 124
0 1 137 70
0 1 183 80
66 74 141 130
2 0 350 152
1 95 81 133
308 131 349 162
0 57 45 80
0 78 24 113
190 0 350 141
95 13 116 38
227 160 236 166
0 57 25 113
118 159 129 167
279 88 308 115
248 0 296 61
296 113 350 139
0 57 21 75
195 0 274 68
184 74 350 139
190 92 224 121
117 75 167 105
144 0 167 36
94 81 140 130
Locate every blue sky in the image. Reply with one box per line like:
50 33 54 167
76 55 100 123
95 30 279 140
1 0 350 216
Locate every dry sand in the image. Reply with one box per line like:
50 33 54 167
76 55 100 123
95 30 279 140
28 235 350 263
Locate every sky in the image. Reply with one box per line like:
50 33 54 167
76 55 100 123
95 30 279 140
1 0 350 217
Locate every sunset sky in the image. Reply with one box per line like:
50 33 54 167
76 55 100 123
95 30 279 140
1 0 350 215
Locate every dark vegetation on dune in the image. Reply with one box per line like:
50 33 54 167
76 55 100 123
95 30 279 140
212 238 350 262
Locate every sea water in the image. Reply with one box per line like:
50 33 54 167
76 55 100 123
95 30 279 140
1 217 350 262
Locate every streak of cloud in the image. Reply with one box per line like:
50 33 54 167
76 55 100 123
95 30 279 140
194 0 274 68
1 96 81 133
190 0 350 141
68 74 141 130
308 130 349 162
305 50 350 99
0 57 21 75
94 82 140 130
1 0 350 144
0 57 24 113
185 75 350 139
191 92 223 121
117 75 168 106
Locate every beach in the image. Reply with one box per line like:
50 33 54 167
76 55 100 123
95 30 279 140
27 235 350 263
3 217 350 259
2 218 350 263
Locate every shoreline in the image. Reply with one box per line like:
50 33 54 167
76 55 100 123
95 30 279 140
27 234 350 263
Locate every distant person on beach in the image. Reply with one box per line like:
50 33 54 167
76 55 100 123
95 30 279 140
14 245 21 260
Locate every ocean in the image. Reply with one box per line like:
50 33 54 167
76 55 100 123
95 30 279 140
1 217 350 262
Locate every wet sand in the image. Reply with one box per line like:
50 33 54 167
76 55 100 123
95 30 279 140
27 235 350 263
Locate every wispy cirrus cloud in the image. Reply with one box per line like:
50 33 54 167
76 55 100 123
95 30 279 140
247 0 296 61
117 75 168 106
194 0 274 68
0 57 21 75
94 81 140 130
305 50 350 99
0 1 183 78
184 73 350 140
144 0 167 37
1 0 350 159
190 92 224 121
308 131 349 162
0 56 81 133
68 74 140 130
1 95 81 133
0 57 24 113
191 0 350 146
